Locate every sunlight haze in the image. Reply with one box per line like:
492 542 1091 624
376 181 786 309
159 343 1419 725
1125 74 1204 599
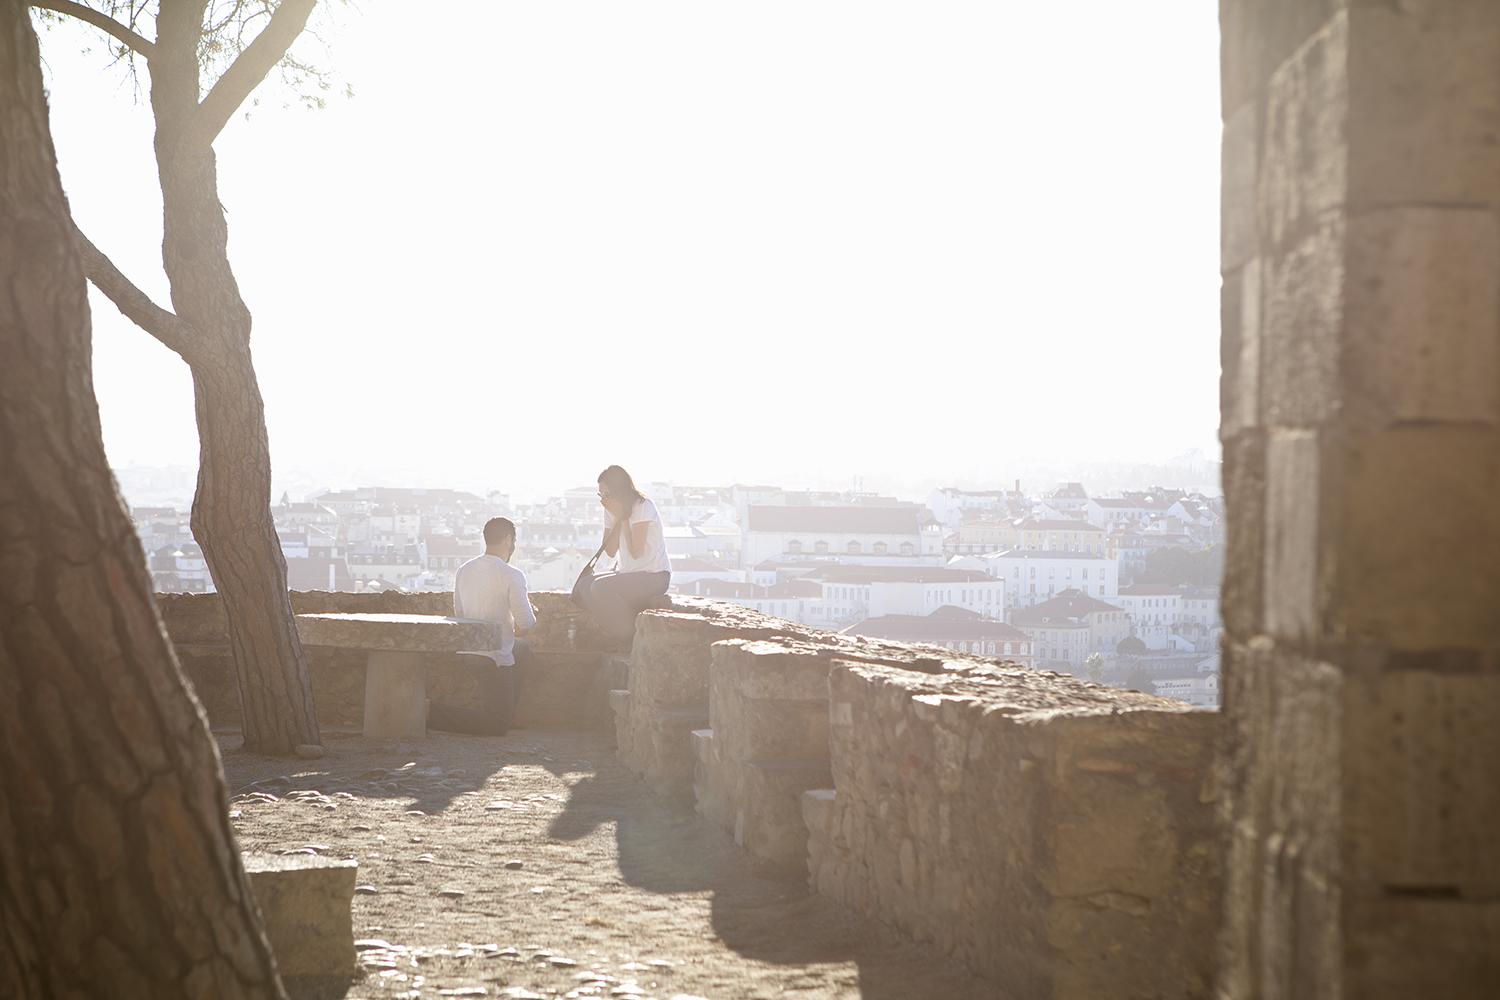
38 2 1222 503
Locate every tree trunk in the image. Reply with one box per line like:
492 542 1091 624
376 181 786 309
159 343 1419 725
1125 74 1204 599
148 0 319 755
0 3 286 995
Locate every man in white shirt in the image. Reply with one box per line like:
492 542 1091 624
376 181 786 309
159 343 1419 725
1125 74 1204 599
427 517 536 736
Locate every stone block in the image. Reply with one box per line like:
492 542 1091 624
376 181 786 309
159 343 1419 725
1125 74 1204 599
1220 257 1263 438
1262 428 1320 641
710 641 834 762
646 708 710 800
1337 427 1500 648
723 759 835 869
1220 429 1266 639
1222 99 1259 271
1344 207 1500 429
295 613 510 653
242 852 358 978
1260 217 1345 427
1220 0 1345 117
1346 3 1500 212
1344 669 1500 898
1345 895 1500 999
1258 11 1347 252
609 689 631 717
614 600 798 787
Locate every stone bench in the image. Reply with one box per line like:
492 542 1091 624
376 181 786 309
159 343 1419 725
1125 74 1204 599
294 613 511 739
242 852 358 978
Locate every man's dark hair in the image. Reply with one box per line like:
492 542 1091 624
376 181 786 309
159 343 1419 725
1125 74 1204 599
483 517 516 547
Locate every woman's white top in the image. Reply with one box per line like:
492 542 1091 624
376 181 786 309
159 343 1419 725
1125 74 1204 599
605 497 671 575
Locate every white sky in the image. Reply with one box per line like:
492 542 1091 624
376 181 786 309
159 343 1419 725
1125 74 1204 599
38 2 1222 503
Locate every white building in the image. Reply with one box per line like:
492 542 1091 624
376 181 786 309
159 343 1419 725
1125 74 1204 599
1084 497 1149 528
927 487 1017 528
739 505 943 569
1152 673 1220 708
800 565 1003 626
1115 584 1185 627
984 549 1118 607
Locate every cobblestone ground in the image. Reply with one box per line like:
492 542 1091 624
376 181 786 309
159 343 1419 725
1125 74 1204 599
220 728 1009 1000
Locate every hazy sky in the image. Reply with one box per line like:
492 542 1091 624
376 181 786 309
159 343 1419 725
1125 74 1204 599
38 2 1221 502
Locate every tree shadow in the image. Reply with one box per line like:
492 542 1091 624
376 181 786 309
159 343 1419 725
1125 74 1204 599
546 759 1009 998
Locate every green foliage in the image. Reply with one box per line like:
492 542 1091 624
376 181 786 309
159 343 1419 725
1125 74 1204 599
1084 653 1105 682
1116 635 1147 656
1124 664 1154 694
1139 543 1223 588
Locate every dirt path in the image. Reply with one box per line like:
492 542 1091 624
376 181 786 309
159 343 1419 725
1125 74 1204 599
220 727 1009 1000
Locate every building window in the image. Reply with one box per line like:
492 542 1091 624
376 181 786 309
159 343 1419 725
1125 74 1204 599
847 541 861 554
874 541 887 554
788 540 802 554
815 541 828 553
900 542 914 556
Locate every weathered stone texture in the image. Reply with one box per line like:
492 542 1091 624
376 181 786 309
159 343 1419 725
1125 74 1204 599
1343 208 1500 429
1220 2 1500 996
1220 0 1346 117
1261 429 1320 641
295 613 512 652
613 599 817 798
1335 427 1500 649
695 640 839 867
1345 3 1500 211
241 852 358 977
157 591 619 732
812 660 1220 999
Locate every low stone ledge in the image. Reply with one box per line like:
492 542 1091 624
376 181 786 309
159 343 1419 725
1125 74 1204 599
294 613 511 652
814 660 1221 999
158 591 617 733
242 852 358 978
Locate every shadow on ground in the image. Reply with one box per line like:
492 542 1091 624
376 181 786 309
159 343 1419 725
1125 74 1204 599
550 765 1008 998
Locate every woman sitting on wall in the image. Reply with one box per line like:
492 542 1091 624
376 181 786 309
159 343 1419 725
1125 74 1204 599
575 465 671 640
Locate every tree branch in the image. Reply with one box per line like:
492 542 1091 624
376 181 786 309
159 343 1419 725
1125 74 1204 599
30 1 156 58
174 0 315 171
74 227 199 361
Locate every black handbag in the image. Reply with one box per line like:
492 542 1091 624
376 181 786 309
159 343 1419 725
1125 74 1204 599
571 540 609 607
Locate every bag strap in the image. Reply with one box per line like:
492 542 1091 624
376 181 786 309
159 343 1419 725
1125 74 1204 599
582 540 607 573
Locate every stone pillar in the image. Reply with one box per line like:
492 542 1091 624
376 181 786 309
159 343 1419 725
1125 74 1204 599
1219 3 1500 996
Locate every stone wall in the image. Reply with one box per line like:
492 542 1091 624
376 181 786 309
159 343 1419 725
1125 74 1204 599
157 590 620 732
808 659 1220 1000
164 588 1225 993
1219 4 1500 996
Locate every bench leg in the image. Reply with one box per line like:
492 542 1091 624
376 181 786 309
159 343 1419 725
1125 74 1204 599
364 651 427 739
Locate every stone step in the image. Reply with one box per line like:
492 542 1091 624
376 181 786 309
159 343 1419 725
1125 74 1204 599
645 708 712 800
609 689 632 717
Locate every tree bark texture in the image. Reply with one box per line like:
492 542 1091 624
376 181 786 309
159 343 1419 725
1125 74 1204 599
146 0 319 755
0 3 286 996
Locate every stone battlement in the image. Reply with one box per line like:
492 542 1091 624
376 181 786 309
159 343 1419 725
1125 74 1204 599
161 590 1221 997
